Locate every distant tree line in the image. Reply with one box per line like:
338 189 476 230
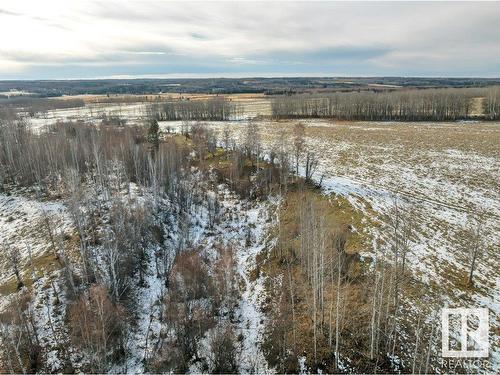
485 86 500 120
2 77 500 97
271 87 500 121
153 97 242 121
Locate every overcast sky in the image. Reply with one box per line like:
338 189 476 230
1 1 499 79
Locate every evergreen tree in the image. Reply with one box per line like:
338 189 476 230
148 119 160 153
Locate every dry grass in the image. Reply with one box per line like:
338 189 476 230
258 185 377 371
0 252 61 297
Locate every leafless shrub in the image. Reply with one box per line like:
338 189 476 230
68 285 126 372
208 324 238 374
159 249 216 371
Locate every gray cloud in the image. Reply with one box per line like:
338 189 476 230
0 8 22 16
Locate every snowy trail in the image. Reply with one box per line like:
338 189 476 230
235 247 267 373
117 249 164 374
202 186 274 373
234 206 273 374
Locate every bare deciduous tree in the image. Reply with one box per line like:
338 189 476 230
293 122 305 175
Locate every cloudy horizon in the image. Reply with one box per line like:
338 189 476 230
1 1 499 80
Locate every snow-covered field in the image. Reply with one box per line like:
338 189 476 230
24 95 271 132
28 102 152 131
160 117 500 367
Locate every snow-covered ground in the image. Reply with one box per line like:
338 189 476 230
0 192 73 288
0 191 78 372
18 102 500 369
121 181 276 373
1 173 277 373
231 197 277 374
